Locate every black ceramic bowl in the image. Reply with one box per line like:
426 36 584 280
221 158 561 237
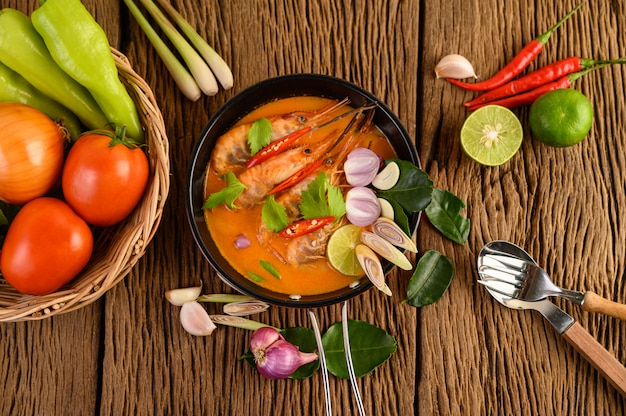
186 74 420 308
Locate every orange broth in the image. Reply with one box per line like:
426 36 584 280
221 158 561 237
204 96 397 296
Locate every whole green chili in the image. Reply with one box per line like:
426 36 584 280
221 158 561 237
0 61 82 141
0 8 108 131
32 0 144 141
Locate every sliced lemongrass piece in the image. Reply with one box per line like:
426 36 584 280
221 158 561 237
123 0 201 101
371 216 417 253
165 286 202 306
154 0 233 90
209 315 278 331
378 198 394 219
223 299 270 316
355 244 392 296
372 161 400 190
138 0 219 96
180 301 217 336
196 293 252 303
361 231 412 270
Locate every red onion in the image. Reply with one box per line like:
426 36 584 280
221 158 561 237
344 148 381 186
345 186 381 226
250 327 318 379
234 234 251 249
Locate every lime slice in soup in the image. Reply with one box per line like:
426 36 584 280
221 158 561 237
460 105 523 166
327 224 364 276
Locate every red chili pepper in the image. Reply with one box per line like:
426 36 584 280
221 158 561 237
245 126 313 168
279 216 335 238
268 158 325 195
447 2 583 92
467 65 605 111
464 57 626 108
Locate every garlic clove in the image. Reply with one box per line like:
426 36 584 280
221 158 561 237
165 286 202 306
371 216 417 253
355 244 392 296
179 301 217 336
372 162 400 190
378 198 394 220
361 231 412 270
434 54 477 79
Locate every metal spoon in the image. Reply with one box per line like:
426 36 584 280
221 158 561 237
477 240 626 396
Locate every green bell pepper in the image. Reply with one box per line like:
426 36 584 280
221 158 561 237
0 61 82 141
32 0 144 142
0 8 108 132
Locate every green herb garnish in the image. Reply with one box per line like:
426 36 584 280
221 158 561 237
203 172 246 209
376 159 433 213
247 117 272 156
300 172 345 220
261 195 289 232
247 271 265 283
259 259 281 280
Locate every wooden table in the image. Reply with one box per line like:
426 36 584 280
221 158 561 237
1 0 625 414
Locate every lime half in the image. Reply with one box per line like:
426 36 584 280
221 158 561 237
327 224 364 276
460 105 523 166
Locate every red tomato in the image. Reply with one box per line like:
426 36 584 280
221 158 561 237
0 197 93 295
62 130 149 226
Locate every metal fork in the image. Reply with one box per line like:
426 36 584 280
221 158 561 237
479 250 626 322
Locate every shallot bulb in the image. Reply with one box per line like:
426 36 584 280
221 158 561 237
250 327 318 379
345 186 381 227
434 54 477 79
344 147 381 186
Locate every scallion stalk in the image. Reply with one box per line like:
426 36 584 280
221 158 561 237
154 0 233 90
137 0 218 96
122 0 201 101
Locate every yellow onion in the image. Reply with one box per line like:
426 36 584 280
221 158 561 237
0 103 67 204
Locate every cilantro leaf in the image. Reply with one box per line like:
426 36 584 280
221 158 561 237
262 195 289 232
300 172 345 220
247 117 272 156
203 172 247 209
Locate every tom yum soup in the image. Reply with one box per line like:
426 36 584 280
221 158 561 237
203 96 418 297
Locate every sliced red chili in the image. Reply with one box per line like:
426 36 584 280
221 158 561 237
268 158 325 195
279 216 335 238
245 126 313 168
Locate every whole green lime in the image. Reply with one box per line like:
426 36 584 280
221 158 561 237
529 88 593 147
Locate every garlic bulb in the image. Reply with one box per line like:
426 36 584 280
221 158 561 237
434 54 477 79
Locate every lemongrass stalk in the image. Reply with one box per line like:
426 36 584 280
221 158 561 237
154 0 233 90
196 294 253 303
209 315 278 331
138 0 218 96
122 0 201 101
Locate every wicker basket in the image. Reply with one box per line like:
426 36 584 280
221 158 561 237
0 49 170 322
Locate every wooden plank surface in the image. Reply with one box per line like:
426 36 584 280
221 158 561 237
0 0 624 414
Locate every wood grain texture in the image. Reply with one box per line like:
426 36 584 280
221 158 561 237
0 0 624 415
